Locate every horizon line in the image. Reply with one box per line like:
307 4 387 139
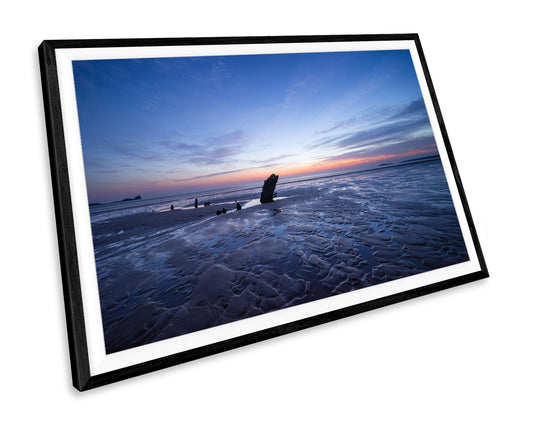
89 154 441 207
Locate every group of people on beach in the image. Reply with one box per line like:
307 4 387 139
170 198 242 216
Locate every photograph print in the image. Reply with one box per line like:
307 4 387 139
71 44 473 355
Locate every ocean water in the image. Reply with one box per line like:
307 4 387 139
90 160 469 353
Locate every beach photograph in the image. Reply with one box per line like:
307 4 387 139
72 48 469 354
9 0 533 420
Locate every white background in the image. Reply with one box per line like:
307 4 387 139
1 1 531 424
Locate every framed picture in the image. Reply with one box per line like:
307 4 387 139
39 34 488 391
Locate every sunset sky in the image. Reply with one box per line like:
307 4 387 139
73 49 438 203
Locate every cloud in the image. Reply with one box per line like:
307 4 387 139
174 167 251 182
305 98 438 167
310 98 433 150
317 104 400 135
249 154 294 166
185 130 244 165
321 134 437 164
174 162 280 183
97 129 245 167
318 99 428 136
387 98 427 121
82 129 249 190
334 117 432 149
172 151 289 183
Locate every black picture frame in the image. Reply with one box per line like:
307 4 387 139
39 34 488 391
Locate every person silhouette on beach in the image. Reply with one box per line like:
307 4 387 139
170 204 174 211
195 198 198 208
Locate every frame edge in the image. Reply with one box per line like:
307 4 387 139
40 33 421 50
413 35 489 278
39 40 92 391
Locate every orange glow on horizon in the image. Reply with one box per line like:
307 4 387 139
157 148 439 196
279 148 438 179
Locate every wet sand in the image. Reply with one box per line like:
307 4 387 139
92 160 469 353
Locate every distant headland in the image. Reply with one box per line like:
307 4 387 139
120 195 142 202
89 195 142 206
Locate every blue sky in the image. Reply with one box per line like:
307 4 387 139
73 49 437 203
